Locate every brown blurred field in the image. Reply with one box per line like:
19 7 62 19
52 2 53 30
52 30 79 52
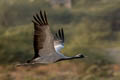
0 0 120 80
0 63 120 80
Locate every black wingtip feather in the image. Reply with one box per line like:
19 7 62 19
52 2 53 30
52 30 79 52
32 10 48 25
61 28 64 42
36 13 42 24
40 10 45 24
58 29 62 40
44 11 48 24
55 28 64 42
33 15 40 24
56 33 59 40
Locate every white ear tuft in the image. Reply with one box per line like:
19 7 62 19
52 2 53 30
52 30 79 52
75 54 82 57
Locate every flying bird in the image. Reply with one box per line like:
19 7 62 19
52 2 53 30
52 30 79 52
17 10 86 66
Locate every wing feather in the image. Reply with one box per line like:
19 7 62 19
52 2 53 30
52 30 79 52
54 28 64 52
32 10 55 58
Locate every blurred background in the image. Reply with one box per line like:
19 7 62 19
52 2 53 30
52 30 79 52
0 0 120 80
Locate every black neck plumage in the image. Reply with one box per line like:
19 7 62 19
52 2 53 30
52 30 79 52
55 56 81 62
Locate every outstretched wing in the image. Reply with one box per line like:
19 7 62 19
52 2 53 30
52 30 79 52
32 10 55 58
54 28 64 53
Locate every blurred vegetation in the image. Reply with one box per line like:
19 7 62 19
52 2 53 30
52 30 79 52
0 0 120 80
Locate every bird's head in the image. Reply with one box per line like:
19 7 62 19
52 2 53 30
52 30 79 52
26 59 32 63
75 54 87 58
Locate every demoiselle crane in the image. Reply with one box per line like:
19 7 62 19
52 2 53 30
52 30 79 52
17 10 87 66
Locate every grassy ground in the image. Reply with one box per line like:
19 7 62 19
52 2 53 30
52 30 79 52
0 62 120 80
